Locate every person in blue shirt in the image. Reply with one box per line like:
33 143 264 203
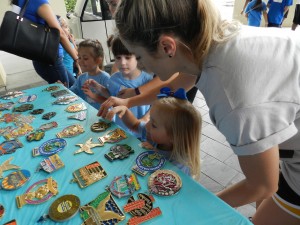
101 88 202 178
58 16 82 78
267 0 293 27
82 36 153 136
245 0 268 27
67 39 110 109
10 0 77 87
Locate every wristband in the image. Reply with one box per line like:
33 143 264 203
135 87 141 95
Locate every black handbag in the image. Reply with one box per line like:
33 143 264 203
0 0 60 64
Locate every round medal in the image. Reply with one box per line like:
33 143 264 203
135 151 165 172
48 195 80 222
148 170 182 196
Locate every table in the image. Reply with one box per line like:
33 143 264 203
0 84 252 225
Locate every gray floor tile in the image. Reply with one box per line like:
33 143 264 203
201 138 233 162
202 124 227 143
201 154 239 187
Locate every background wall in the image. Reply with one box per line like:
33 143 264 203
0 0 67 23
233 0 295 27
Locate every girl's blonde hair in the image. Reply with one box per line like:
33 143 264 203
152 97 202 178
115 0 240 69
78 39 105 69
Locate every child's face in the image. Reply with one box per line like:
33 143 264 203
78 47 100 74
114 54 138 76
145 105 172 148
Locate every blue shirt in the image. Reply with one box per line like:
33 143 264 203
106 71 153 136
268 0 293 25
17 0 63 57
137 122 191 176
69 71 110 109
245 0 267 26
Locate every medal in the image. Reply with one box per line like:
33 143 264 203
51 90 70 98
124 193 162 225
132 164 148 177
98 128 127 145
36 154 64 173
56 124 84 138
65 103 87 113
30 109 44 115
37 121 58 131
90 120 111 132
52 95 78 105
3 219 17 225
18 94 37 103
37 194 80 223
108 173 140 198
43 85 60 92
105 144 134 162
80 191 125 224
0 139 23 155
73 138 103 155
67 111 86 121
148 170 182 196
135 151 165 172
42 112 56 120
26 130 45 142
16 177 58 208
0 102 14 111
0 204 4 219
32 138 67 157
70 161 107 188
0 157 20 179
13 104 33 112
0 169 30 190
4 124 34 140
0 91 23 100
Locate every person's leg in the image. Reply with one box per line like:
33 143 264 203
252 197 300 225
292 23 298 30
32 61 60 84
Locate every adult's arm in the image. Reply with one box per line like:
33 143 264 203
98 73 197 117
241 0 250 14
37 4 78 61
217 146 279 207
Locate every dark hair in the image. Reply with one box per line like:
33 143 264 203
252 0 263 11
108 35 132 57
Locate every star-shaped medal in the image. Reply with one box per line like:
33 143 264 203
74 138 103 155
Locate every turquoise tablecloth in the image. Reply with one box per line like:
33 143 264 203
0 84 252 225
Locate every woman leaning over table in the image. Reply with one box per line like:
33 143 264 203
98 0 300 224
10 0 77 87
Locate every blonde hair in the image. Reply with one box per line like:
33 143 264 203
78 39 105 69
152 97 202 178
115 0 240 69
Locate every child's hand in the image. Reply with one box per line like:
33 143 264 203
105 105 128 121
117 88 135 98
140 141 154 150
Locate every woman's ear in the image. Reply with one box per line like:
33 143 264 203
158 35 177 58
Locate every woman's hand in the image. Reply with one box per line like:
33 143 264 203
97 97 129 118
117 88 136 98
104 105 128 121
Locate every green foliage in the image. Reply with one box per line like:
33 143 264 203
64 0 77 12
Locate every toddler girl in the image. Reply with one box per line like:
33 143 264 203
103 87 202 178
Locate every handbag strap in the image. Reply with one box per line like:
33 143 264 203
19 0 30 18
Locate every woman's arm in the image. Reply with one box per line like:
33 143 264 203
217 146 279 207
37 4 78 61
263 10 268 27
98 73 197 117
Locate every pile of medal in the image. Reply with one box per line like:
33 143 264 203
0 85 183 225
